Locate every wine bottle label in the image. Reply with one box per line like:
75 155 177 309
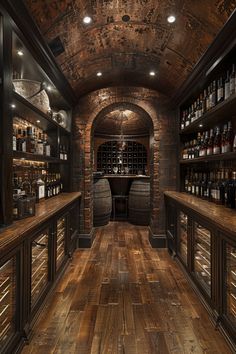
213 147 220 154
230 79 235 94
22 141 26 152
38 185 45 199
225 83 230 99
45 145 51 156
207 148 213 155
215 190 220 200
217 88 224 101
13 137 17 151
13 207 18 216
36 143 44 155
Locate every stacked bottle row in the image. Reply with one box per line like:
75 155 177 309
181 121 236 160
226 244 236 323
184 168 236 209
13 117 52 156
180 63 236 130
13 161 63 219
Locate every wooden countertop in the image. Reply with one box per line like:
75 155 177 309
103 175 150 179
164 191 236 237
0 192 81 255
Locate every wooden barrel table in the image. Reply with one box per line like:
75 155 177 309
93 177 112 226
128 179 150 225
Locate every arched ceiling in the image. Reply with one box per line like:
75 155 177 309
23 0 236 98
94 109 150 136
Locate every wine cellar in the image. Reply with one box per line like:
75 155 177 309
0 1 236 353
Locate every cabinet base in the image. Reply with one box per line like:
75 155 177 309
78 228 95 248
148 228 166 248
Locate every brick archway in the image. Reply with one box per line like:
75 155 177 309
73 87 176 247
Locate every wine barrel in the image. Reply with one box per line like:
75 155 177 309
128 179 150 225
93 178 112 226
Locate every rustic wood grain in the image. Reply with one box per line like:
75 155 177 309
21 222 232 354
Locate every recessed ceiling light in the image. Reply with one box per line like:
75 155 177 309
149 71 156 76
199 124 203 127
83 16 92 24
17 50 24 56
36 120 41 123
97 72 102 77
47 85 52 91
167 15 176 23
11 104 16 108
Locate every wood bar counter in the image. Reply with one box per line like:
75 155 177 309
164 191 236 352
0 192 81 354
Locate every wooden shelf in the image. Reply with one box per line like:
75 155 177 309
180 152 236 164
180 93 236 135
13 151 62 163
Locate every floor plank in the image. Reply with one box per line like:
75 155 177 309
21 222 233 354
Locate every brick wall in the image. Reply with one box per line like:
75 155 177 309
72 87 177 240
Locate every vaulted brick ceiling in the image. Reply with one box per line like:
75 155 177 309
24 0 236 98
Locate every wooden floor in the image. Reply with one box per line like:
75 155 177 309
21 222 233 354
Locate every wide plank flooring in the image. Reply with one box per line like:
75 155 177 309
21 222 233 354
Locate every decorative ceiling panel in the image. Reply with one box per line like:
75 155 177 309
24 0 236 97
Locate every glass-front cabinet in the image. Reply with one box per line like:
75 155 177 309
225 243 236 326
0 257 17 350
179 211 188 265
193 222 211 296
56 215 66 272
31 228 49 309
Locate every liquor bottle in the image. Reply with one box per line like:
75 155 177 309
43 132 51 156
36 131 44 155
199 93 204 117
209 83 213 109
203 131 209 156
203 89 207 113
199 132 207 157
180 110 186 130
220 169 226 205
224 70 230 100
233 132 236 152
230 63 236 96
206 86 210 111
195 172 200 197
223 169 230 206
13 126 17 151
26 125 35 154
207 129 214 155
211 80 217 108
182 142 188 160
59 145 64 160
221 124 228 154
207 171 214 201
201 173 209 199
21 173 31 195
225 121 234 153
213 127 221 155
225 171 236 208
217 77 224 103
32 175 45 202
63 145 68 160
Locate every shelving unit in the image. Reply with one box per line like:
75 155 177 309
193 223 211 296
97 140 148 175
31 230 49 308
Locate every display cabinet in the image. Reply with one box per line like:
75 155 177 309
55 215 66 272
193 222 212 296
0 257 17 350
178 211 188 266
96 140 148 175
225 243 236 326
31 228 49 309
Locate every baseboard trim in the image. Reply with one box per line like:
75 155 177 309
148 227 167 248
78 228 95 248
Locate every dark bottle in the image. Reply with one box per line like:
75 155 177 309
195 172 201 197
13 126 17 151
222 169 230 206
225 121 234 153
224 70 230 100
203 89 207 113
26 125 35 154
213 127 221 155
211 80 217 108
207 172 214 201
211 170 220 204
201 173 209 199
207 129 214 155
225 171 236 208
221 124 228 154
217 77 224 103
230 63 236 96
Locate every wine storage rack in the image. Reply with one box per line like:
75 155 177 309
179 211 188 265
0 258 16 348
194 223 211 295
97 141 147 175
226 244 236 325
56 216 66 271
31 231 49 307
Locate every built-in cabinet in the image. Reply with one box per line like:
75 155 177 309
165 192 236 351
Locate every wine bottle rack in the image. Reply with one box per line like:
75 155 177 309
194 223 211 295
56 216 66 271
97 140 148 175
179 211 188 265
31 231 49 307
0 258 16 348
226 244 236 325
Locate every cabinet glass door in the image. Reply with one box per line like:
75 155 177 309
56 215 66 271
0 258 16 348
193 223 211 296
226 244 236 325
179 211 188 265
31 230 49 308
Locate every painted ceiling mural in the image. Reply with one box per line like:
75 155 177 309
24 0 236 98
